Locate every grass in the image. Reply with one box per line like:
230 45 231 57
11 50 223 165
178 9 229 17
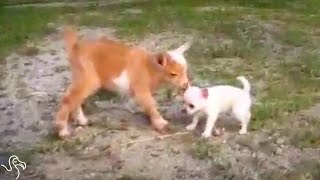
190 139 221 160
32 133 94 154
261 158 320 180
290 159 320 180
1 0 97 6
0 7 60 61
117 175 151 180
291 128 320 148
277 29 310 47
286 116 320 149
0 5 98 61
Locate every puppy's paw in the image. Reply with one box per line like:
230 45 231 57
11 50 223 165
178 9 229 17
201 132 211 138
238 129 247 135
152 118 169 130
186 124 196 131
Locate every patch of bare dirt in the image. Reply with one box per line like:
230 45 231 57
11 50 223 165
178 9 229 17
307 103 320 118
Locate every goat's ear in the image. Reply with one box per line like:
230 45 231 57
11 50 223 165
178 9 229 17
155 53 167 67
174 41 192 54
201 88 209 99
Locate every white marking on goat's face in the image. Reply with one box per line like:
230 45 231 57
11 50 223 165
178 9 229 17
112 70 130 93
167 51 187 66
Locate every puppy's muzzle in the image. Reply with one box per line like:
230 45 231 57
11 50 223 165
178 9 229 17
181 108 187 114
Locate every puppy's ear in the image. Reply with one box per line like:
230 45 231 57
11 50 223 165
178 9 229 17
201 88 209 99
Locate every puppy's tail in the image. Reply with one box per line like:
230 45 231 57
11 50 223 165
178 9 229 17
236 76 251 93
63 26 83 70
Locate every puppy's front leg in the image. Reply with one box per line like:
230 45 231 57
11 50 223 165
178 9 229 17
202 111 218 138
134 91 168 130
186 113 201 131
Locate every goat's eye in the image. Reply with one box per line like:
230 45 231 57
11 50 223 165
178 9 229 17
189 104 194 108
170 73 177 77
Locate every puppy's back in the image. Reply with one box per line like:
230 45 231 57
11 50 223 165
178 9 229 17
207 85 249 107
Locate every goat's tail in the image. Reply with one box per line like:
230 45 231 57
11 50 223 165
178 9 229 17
63 26 83 70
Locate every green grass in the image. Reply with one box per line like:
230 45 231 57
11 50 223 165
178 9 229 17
117 175 151 180
0 7 60 60
287 117 320 148
1 0 97 6
190 139 221 159
32 133 97 156
277 29 310 47
261 158 320 180
0 5 98 61
291 128 320 148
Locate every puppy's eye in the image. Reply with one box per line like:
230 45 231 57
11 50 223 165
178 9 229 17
189 104 194 109
170 73 177 77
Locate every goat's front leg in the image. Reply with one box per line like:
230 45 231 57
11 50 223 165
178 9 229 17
134 91 168 130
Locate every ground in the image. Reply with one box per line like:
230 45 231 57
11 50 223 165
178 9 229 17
0 0 320 180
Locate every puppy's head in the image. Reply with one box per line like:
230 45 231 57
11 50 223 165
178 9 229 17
182 86 209 115
153 42 192 90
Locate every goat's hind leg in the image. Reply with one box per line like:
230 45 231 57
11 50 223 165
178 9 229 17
54 82 98 138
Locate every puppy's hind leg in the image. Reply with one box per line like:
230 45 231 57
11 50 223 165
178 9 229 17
241 112 251 134
234 109 251 135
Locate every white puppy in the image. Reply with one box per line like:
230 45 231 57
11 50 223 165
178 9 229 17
182 76 252 138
